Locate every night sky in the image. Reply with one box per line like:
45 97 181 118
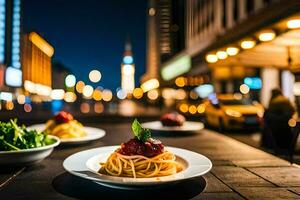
22 0 147 91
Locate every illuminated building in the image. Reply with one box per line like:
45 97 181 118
158 0 300 111
22 32 54 95
0 0 22 88
121 38 135 93
142 0 185 83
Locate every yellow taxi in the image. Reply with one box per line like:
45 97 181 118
204 94 264 130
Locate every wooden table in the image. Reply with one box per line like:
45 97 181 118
1 122 300 200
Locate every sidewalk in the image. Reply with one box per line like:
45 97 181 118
196 129 300 199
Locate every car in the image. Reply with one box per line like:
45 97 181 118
204 94 264 131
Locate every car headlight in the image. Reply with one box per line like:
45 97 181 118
225 109 242 118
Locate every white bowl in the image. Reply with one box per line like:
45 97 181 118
0 135 60 166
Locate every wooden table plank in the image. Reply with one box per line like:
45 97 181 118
248 167 300 187
234 187 300 200
211 166 274 187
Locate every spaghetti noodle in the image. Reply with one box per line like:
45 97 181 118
99 151 183 178
44 111 86 139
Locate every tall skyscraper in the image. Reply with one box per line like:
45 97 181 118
0 0 22 87
142 0 185 83
121 38 135 93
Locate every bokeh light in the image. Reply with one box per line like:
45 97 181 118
89 70 102 83
175 77 186 87
226 47 239 56
65 74 76 87
147 89 159 100
102 89 113 102
197 104 206 113
189 105 197 114
189 90 198 100
216 50 228 60
64 92 77 102
51 89 65 100
80 103 90 113
141 79 160 92
205 54 218 63
17 94 26 104
92 89 102 101
82 85 94 98
94 102 104 113
240 40 256 49
5 101 14 110
179 103 188 113
122 64 134 75
239 84 250 94
76 81 85 93
133 88 143 99
175 89 186 100
24 103 32 112
117 89 127 100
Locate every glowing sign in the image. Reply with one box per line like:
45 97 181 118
244 77 262 89
161 55 191 81
5 67 22 87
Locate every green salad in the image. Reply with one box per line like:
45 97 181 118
0 119 56 151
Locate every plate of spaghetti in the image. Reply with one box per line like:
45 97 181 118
63 119 212 189
29 111 105 144
141 112 204 133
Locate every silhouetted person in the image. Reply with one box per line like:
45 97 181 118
262 88 295 149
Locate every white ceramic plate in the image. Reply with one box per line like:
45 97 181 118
63 146 212 189
0 135 60 165
28 124 106 144
141 121 204 132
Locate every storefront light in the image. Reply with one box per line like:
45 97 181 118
240 40 256 49
287 19 300 29
205 54 218 63
216 51 228 60
226 47 239 56
258 30 276 42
